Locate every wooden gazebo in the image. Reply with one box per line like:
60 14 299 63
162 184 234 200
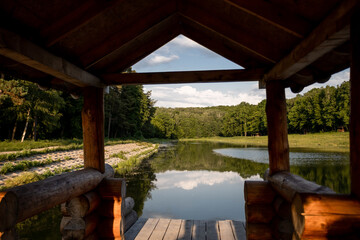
0 0 360 239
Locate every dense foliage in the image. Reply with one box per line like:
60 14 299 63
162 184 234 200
0 77 350 141
105 85 155 139
0 79 156 141
152 81 350 138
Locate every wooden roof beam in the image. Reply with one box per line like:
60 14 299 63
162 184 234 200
101 69 265 85
0 28 103 88
41 0 126 47
180 16 272 68
179 7 281 64
89 14 181 73
80 0 177 68
261 0 357 87
224 0 311 38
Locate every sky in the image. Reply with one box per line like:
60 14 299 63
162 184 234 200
132 35 350 108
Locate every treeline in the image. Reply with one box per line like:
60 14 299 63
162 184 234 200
151 81 350 138
0 78 350 141
0 79 83 141
0 79 155 141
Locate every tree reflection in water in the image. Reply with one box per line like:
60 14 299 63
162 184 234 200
16 141 350 238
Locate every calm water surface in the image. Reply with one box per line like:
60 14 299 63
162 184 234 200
17 141 350 239
126 142 349 222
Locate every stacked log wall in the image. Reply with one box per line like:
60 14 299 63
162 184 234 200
244 180 276 240
265 171 360 239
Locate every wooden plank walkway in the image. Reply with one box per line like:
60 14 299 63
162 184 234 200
125 218 246 240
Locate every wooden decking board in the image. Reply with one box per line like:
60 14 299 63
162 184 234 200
149 218 171 240
219 220 235 240
206 220 220 240
230 221 246 240
192 220 206 240
178 220 193 240
134 218 159 240
163 219 182 240
126 218 246 240
125 218 148 240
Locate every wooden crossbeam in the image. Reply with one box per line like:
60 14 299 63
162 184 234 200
224 0 311 38
41 0 125 47
101 69 265 85
262 0 357 85
0 28 103 88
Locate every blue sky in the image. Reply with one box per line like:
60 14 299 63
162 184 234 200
132 35 350 108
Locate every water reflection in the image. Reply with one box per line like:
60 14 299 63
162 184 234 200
141 170 261 221
16 141 351 238
135 141 350 221
156 170 260 190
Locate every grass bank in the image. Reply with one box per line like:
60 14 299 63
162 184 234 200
0 139 145 162
182 132 349 152
0 139 82 152
113 144 159 176
0 142 158 190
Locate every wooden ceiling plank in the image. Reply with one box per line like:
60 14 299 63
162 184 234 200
101 69 265 85
224 0 311 38
87 14 181 73
262 0 356 84
42 0 125 47
180 17 272 69
180 6 281 63
181 14 276 64
80 0 176 68
0 28 103 88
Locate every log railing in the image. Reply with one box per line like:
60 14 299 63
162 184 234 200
245 171 360 240
0 164 134 240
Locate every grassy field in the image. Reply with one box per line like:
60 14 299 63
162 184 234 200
0 139 82 152
182 132 350 152
0 132 350 154
0 138 142 152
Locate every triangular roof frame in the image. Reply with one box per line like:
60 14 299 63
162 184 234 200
0 0 356 94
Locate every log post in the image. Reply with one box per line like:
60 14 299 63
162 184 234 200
246 223 273 240
82 87 105 173
265 80 289 175
350 4 360 199
244 181 277 239
97 178 126 239
244 181 276 204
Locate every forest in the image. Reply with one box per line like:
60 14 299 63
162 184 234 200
0 78 350 141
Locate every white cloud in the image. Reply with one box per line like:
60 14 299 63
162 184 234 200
147 54 179 65
146 85 265 108
155 170 261 190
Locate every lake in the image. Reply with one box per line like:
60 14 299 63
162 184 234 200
17 141 350 239
126 142 349 222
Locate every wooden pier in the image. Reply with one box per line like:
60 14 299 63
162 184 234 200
125 218 246 240
1 1 360 239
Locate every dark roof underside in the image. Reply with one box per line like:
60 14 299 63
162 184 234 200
0 0 356 94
